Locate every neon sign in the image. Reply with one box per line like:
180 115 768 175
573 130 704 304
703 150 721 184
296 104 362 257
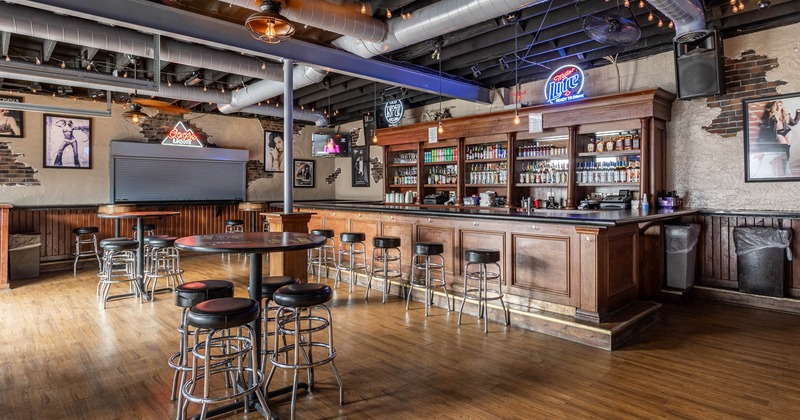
383 100 404 126
544 65 586 104
162 121 203 147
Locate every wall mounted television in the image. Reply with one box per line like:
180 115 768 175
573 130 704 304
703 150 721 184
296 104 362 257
311 133 351 157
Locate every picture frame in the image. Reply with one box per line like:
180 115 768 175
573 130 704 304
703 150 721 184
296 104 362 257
351 145 370 187
0 95 24 138
743 92 800 182
264 131 285 172
43 114 92 168
293 159 314 188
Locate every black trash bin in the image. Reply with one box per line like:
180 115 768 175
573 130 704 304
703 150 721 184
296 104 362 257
8 233 41 280
665 224 701 289
733 227 792 297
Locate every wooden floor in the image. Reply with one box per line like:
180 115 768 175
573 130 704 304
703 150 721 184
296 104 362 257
2 254 800 420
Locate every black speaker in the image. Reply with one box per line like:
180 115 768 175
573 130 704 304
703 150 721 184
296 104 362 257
674 30 725 100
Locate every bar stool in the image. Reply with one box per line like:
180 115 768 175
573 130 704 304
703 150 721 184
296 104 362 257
132 223 156 236
307 229 335 283
333 232 368 293
72 226 101 276
366 236 404 303
266 283 343 420
180 297 268 420
225 219 244 233
97 239 140 309
168 280 234 417
143 236 185 295
407 242 452 316
458 249 510 333
248 275 299 369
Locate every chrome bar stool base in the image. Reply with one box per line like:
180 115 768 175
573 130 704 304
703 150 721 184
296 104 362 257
333 232 368 293
307 229 335 283
457 249 510 333
366 236 404 303
73 226 101 276
407 242 452 316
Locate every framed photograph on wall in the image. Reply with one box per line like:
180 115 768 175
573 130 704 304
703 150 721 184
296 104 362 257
293 159 314 188
43 114 92 168
351 145 370 187
0 95 24 138
743 92 800 182
264 131 285 172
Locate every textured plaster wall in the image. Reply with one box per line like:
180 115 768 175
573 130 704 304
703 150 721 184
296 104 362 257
0 95 335 206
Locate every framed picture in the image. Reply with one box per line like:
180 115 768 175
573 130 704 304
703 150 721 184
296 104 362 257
351 145 370 187
0 95 24 138
293 159 314 188
43 114 92 168
744 93 800 182
264 131 285 172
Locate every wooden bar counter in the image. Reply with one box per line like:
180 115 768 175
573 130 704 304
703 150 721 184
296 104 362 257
295 201 696 349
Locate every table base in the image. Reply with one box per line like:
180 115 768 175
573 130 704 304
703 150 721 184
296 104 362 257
188 383 308 420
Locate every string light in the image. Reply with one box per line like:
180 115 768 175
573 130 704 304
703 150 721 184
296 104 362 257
85 62 92 70
639 0 645 8
167 79 172 87
203 85 208 92
624 0 630 7
35 56 41 65
220 86 225 93
732 4 739 12
386 9 392 18
668 21 674 28
261 62 266 70
437 120 443 134
361 2 366 14
658 19 664 27
60 61 66 69
5 55 10 62
739 1 745 9
648 13 654 21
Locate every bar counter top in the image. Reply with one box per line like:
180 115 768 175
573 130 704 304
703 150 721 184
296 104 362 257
290 201 698 227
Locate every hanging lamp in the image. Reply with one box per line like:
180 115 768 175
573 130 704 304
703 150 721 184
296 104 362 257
513 22 520 125
372 82 379 143
245 0 296 44
122 103 149 124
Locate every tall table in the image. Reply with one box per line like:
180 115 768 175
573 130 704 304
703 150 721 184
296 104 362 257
98 210 180 301
174 231 327 419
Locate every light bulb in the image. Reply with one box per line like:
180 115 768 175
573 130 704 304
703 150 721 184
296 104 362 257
372 133 378 143
203 85 208 92
4 55 10 62
86 62 92 70
261 62 266 70
638 0 644 8
60 61 66 69
437 121 443 134
738 1 744 9
668 21 674 28
648 13 654 21
513 113 520 125
624 0 630 7
132 114 139 123
167 80 172 87
658 19 664 27
361 3 366 14
732 5 738 12
386 9 392 18
729 0 735 4
35 56 41 65
221 87 225 93
266 20 276 40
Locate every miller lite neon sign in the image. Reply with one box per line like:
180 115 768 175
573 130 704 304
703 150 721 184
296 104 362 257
544 65 586 104
162 121 203 147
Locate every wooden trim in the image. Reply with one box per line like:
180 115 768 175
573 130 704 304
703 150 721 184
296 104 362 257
0 203 11 289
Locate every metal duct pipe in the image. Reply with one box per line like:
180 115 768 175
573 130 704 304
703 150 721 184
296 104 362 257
0 2 282 80
220 0 387 43
0 65 327 124
217 65 326 114
647 0 706 41
332 0 547 58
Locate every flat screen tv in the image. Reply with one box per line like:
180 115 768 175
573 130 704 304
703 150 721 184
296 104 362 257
312 133 351 157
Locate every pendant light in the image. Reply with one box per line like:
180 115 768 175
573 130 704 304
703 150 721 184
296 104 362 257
122 103 149 124
372 82 379 143
245 0 295 44
437 45 444 134
513 22 520 125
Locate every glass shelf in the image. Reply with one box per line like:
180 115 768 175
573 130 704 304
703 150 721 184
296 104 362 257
516 154 569 161
578 150 640 158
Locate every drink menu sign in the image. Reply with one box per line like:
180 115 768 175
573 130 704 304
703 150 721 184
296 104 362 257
544 65 586 104
162 121 203 147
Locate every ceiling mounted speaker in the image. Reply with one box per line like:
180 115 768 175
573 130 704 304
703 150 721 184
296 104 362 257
674 30 725 100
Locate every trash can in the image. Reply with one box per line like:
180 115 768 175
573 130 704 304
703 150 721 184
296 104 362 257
8 233 41 280
665 224 701 289
733 227 792 297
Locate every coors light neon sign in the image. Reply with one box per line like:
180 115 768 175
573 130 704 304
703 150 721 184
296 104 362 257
162 121 203 147
544 65 586 104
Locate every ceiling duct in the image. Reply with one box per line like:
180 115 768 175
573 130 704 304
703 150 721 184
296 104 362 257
220 0 387 43
217 65 326 114
647 0 706 43
332 0 547 58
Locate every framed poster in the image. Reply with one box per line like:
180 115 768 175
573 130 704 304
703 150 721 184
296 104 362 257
293 159 314 188
743 93 800 182
351 145 370 187
43 115 91 168
0 95 23 138
264 131 285 172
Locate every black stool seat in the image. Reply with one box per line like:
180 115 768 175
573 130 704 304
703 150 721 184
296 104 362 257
73 226 99 235
132 224 156 231
260 276 299 299
465 249 501 263
273 283 332 308
373 236 401 248
340 232 366 243
176 280 235 308
311 229 335 238
414 242 444 255
144 234 171 244
147 236 178 247
225 219 244 226
99 237 133 247
187 297 259 329
101 240 138 251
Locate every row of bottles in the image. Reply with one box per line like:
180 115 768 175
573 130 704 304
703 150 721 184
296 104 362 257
576 160 640 184
426 165 458 185
466 144 507 160
518 162 569 185
391 167 417 185
588 130 641 152
517 144 568 157
392 151 417 164
467 163 508 185
424 147 458 163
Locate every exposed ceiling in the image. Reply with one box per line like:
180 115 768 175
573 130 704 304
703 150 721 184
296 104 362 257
0 0 798 127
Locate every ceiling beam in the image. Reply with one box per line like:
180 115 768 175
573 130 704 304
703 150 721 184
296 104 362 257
7 0 491 103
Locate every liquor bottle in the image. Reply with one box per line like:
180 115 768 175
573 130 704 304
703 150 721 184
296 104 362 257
632 131 640 150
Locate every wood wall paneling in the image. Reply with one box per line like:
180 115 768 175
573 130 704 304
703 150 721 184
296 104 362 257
380 219 415 274
510 233 572 304
458 228 506 281
416 224 456 279
605 229 639 311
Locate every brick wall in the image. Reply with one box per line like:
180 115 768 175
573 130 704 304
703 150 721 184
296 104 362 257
704 50 788 138
138 112 211 144
258 118 303 136
0 141 40 186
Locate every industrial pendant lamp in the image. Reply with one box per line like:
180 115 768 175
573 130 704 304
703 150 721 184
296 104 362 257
372 82 379 143
245 0 295 44
122 103 149 124
513 22 520 125
437 45 444 134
